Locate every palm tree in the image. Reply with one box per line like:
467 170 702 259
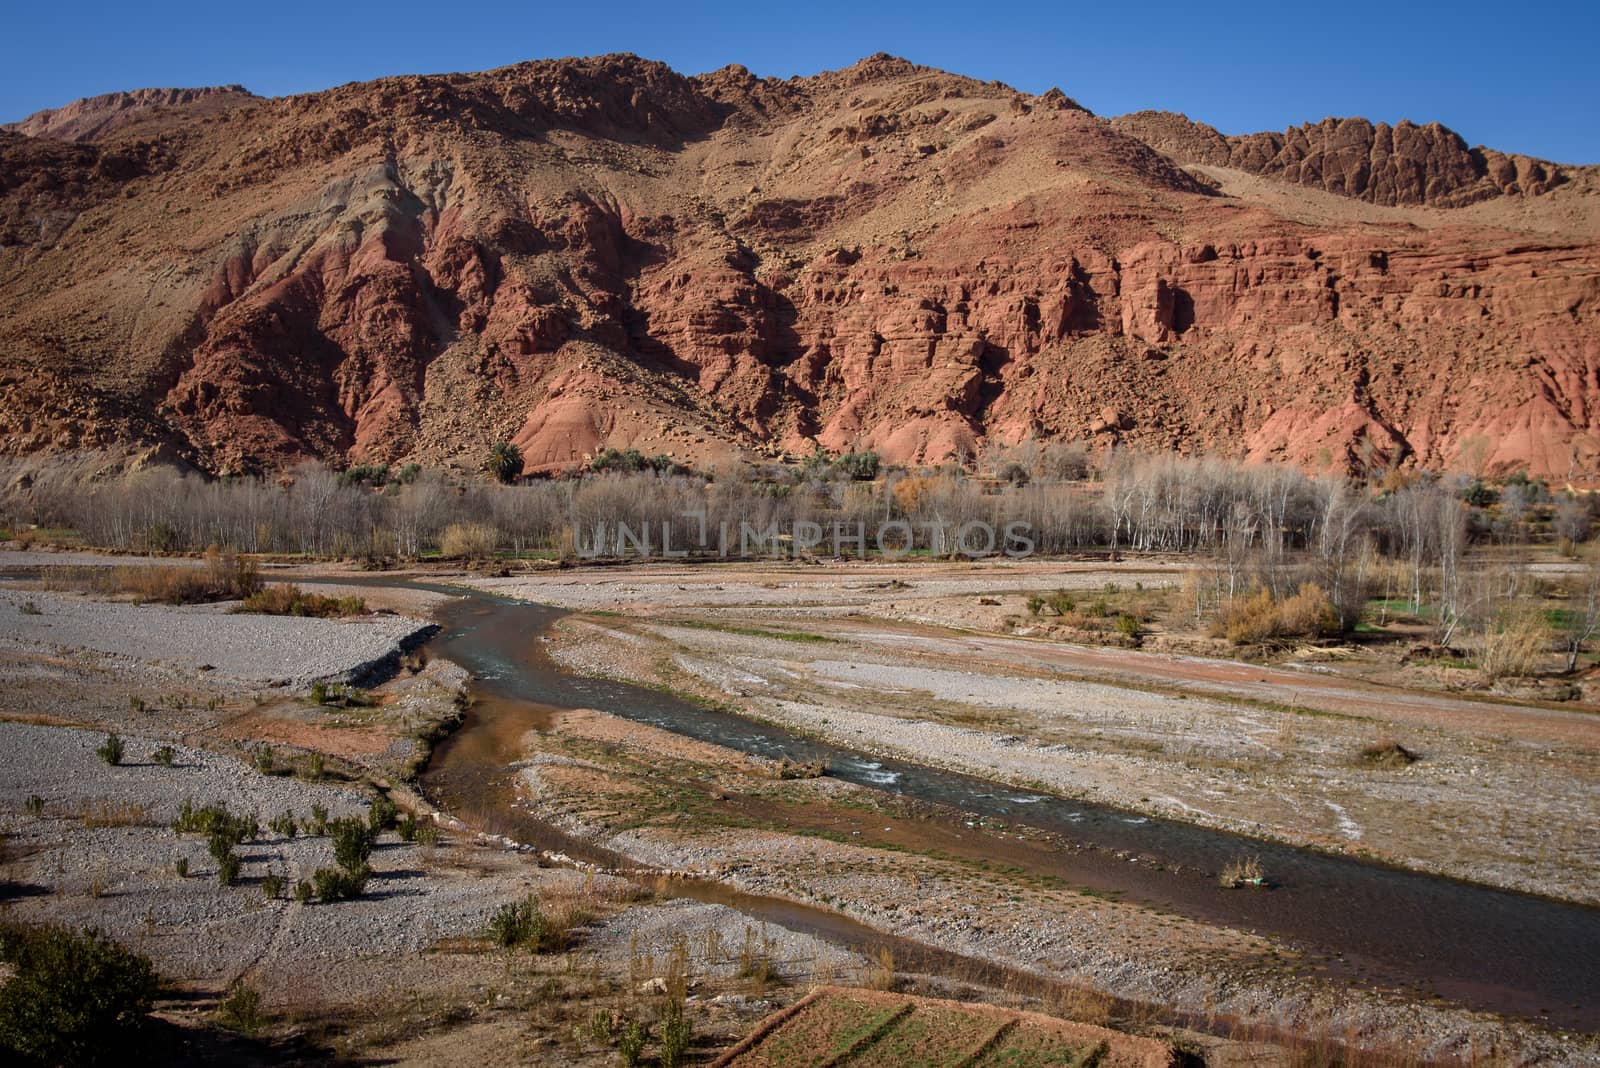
484 440 524 484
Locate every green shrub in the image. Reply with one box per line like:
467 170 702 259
24 794 44 817
173 800 257 845
1115 614 1143 639
268 811 297 839
1047 589 1075 616
836 450 880 481
0 922 160 1066
96 734 123 767
617 1020 647 1067
152 745 176 767
312 865 369 902
261 874 285 900
659 996 691 1068
173 857 188 878
367 796 396 834
415 822 440 848
204 815 255 860
216 853 240 887
215 981 264 1034
397 812 418 842
329 817 373 871
294 880 313 904
487 896 547 950
307 803 329 836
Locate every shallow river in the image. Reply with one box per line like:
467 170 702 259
413 581 1600 1032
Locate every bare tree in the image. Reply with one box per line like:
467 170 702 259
1559 550 1600 673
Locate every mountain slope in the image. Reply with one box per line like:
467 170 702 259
1 53 1597 477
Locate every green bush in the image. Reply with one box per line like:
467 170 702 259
171 800 257 845
152 745 176 767
659 996 691 1068
173 857 188 878
0 922 160 1066
1115 613 1143 639
261 874 285 899
307 803 329 836
836 450 880 481
367 796 396 834
294 880 314 904
268 811 297 839
617 1020 647 1067
24 794 43 818
329 817 373 871
96 734 123 767
487 896 547 950
216 853 240 887
397 812 418 842
311 865 369 902
215 981 264 1034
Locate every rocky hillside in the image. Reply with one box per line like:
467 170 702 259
1109 112 1572 207
1 53 1597 477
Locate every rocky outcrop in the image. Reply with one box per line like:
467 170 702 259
6 85 259 142
0 54 1597 478
1112 111 1576 206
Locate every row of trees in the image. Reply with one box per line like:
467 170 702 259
6 447 1600 670
3 451 1591 567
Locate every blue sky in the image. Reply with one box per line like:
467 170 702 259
3 1 1596 163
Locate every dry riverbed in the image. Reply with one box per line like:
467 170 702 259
461 561 1600 907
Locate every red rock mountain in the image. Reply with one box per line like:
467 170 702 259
1 54 1597 477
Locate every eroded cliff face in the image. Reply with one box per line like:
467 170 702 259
1110 111 1571 207
1 53 1597 477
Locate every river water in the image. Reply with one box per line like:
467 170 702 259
408 581 1598 1031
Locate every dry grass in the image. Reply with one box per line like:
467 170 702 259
1358 739 1418 769
439 522 500 560
1477 607 1549 680
1218 855 1266 889
42 546 261 605
241 584 365 618
1215 584 1339 644
1047 979 1115 1027
71 799 154 828
864 945 897 992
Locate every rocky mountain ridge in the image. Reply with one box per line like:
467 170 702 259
1 53 1596 478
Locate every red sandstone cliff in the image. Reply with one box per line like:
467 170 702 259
1 53 1597 477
